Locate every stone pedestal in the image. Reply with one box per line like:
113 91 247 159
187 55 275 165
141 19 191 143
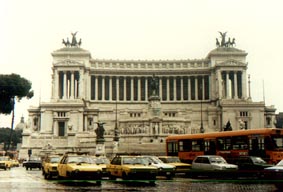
95 143 106 156
148 95 161 117
112 141 119 155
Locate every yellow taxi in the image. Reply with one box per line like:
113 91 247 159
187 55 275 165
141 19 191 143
57 152 102 184
42 155 61 179
11 159 20 167
158 156 191 175
0 156 12 170
106 154 158 184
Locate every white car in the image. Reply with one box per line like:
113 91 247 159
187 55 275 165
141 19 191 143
143 156 176 179
192 155 238 171
264 159 283 180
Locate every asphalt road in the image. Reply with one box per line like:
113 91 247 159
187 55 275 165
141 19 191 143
0 167 282 192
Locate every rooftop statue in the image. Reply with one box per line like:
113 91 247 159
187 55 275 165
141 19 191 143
216 31 236 48
62 32 82 47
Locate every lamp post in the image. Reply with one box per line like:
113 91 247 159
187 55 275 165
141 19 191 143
200 85 205 133
114 96 119 142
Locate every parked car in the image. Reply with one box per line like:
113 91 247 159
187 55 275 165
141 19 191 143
158 156 191 175
143 155 176 179
231 156 273 178
91 156 110 177
263 159 283 180
11 159 20 167
106 154 158 184
191 155 238 178
57 152 102 184
23 156 42 170
42 155 61 179
0 156 12 170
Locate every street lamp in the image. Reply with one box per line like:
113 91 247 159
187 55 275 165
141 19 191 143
113 96 119 142
200 85 205 133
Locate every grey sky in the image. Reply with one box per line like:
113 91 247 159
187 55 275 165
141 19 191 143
1 0 283 127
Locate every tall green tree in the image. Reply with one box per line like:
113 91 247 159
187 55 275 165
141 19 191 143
0 73 33 151
0 73 33 114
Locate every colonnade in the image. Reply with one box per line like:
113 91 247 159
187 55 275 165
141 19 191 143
217 70 246 99
90 75 210 102
53 70 246 101
55 71 81 99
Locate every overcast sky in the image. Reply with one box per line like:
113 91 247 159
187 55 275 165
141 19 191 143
1 0 283 128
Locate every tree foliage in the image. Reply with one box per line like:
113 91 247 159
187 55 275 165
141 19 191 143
0 128 22 150
0 73 33 114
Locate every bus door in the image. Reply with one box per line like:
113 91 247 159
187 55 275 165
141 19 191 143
248 135 266 158
204 139 216 155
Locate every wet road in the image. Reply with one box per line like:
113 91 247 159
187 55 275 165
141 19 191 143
0 167 282 192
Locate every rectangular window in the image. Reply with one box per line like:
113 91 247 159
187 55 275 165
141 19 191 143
58 122 65 136
167 142 178 156
217 137 232 150
192 139 204 151
232 136 248 150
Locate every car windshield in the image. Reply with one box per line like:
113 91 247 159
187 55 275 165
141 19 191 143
163 157 181 163
94 158 110 164
123 157 150 165
151 157 163 163
250 157 267 164
209 157 226 164
50 157 60 163
68 156 94 164
145 156 161 164
0 157 9 161
276 160 283 166
30 157 41 161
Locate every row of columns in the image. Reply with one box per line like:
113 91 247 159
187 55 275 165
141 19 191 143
90 75 210 102
54 71 81 99
217 70 246 99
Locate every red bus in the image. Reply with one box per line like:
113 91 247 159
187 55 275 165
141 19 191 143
166 128 283 164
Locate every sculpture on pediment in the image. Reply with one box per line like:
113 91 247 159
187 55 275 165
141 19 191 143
216 32 236 48
62 32 82 47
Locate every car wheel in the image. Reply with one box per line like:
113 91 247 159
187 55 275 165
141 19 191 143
44 172 48 179
122 172 128 180
109 174 116 181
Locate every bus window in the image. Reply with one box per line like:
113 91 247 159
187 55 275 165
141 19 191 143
249 137 265 156
179 140 191 152
192 139 204 151
231 136 248 150
271 136 283 148
217 137 231 150
167 141 178 156
204 140 216 155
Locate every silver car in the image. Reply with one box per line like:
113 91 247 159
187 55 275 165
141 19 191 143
192 155 238 171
